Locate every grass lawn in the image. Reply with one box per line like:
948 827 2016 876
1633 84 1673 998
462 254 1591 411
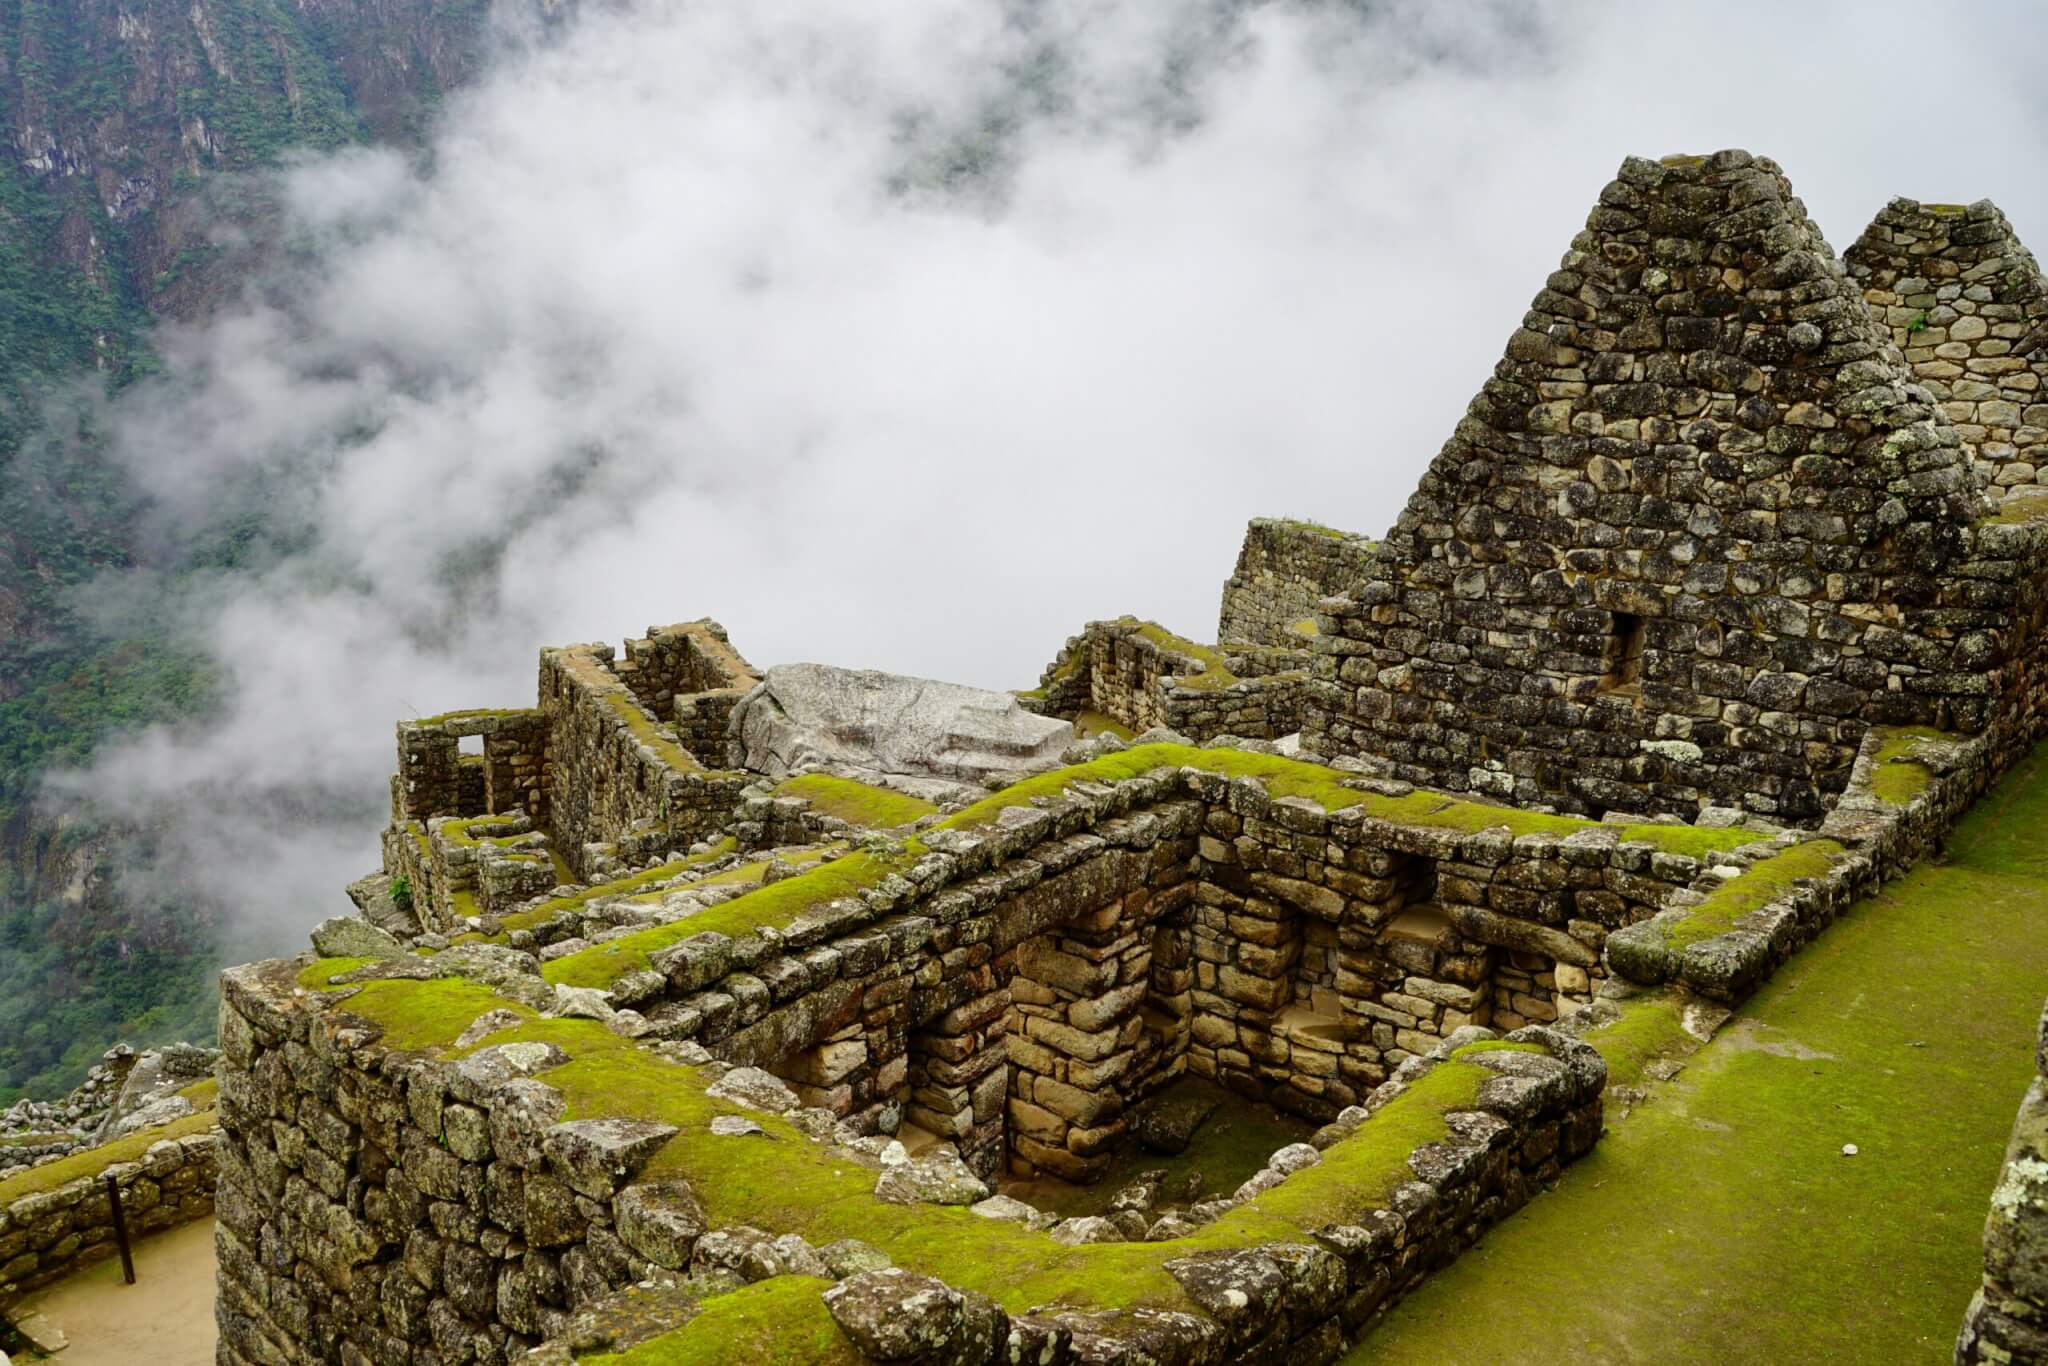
1349 741 2048 1365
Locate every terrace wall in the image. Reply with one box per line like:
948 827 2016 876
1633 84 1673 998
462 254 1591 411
0 1125 218 1307
214 948 1603 1366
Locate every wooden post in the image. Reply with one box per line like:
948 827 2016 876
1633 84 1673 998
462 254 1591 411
105 1174 135 1285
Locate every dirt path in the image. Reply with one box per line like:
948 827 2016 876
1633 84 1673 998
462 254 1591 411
15 1217 215 1365
1346 744 2048 1365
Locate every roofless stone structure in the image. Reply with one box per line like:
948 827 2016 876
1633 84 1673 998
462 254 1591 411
1302 150 2037 824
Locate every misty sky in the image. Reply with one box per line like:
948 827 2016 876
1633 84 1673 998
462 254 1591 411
54 0 2048 938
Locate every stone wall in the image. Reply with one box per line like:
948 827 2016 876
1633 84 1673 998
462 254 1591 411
1028 618 1311 742
0 1125 218 1306
571 755 1707 1167
1846 199 2048 495
1218 517 1378 648
215 939 1604 1366
1957 997 2048 1365
1305 150 2009 825
393 710 548 825
539 642 747 880
615 620 760 769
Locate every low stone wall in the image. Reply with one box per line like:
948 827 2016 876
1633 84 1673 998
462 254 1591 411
0 1123 219 1306
1218 517 1378 648
550 750 1725 1155
1027 618 1311 742
1958 998 2048 1364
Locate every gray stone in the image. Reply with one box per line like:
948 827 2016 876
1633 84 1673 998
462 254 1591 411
1130 1092 1218 1156
542 1118 680 1198
310 915 406 960
733 663 1074 785
874 1148 989 1206
823 1269 965 1360
613 1182 708 1270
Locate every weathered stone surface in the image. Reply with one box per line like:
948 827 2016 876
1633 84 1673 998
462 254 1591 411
822 1269 964 1360
704 1067 800 1114
734 663 1074 784
542 1119 680 1198
1130 1092 1220 1155
310 915 407 960
613 1182 707 1270
873 1148 990 1206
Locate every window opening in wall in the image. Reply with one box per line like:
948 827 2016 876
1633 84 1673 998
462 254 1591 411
1601 612 1648 695
458 733 484 756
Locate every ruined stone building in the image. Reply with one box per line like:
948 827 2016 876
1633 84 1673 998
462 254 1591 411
175 150 2048 1364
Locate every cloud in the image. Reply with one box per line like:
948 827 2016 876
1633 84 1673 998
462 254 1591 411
54 0 2048 936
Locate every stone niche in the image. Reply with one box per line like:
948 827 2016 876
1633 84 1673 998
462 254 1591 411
766 823 1198 1184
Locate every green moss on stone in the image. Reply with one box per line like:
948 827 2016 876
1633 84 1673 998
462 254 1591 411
1868 726 1947 806
409 707 541 729
323 993 1554 1323
602 692 702 774
1122 619 1238 690
1274 518 1359 541
1579 994 1696 1092
1978 492 2048 528
1664 840 1845 950
773 775 937 830
546 745 1761 994
323 976 536 1053
579 1278 859 1365
1072 710 1138 742
175 1077 220 1109
544 848 916 990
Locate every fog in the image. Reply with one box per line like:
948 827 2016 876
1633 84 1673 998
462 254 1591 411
51 0 2048 938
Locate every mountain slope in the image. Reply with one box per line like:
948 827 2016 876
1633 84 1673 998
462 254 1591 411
0 0 495 1100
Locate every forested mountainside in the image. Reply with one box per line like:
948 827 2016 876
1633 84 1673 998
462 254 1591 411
0 0 496 1100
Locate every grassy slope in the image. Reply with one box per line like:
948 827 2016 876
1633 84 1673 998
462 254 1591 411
1349 741 2048 1366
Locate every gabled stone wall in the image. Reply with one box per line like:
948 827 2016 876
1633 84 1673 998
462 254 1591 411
1846 199 2048 495
1306 150 2007 824
1218 517 1378 648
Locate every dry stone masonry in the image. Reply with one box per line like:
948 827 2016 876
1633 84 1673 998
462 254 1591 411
1025 617 1312 743
1302 151 2048 826
1218 518 1379 649
1846 199 2048 496
200 146 2048 1365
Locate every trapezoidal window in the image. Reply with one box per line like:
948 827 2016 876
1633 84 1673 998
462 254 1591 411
1601 612 1647 696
